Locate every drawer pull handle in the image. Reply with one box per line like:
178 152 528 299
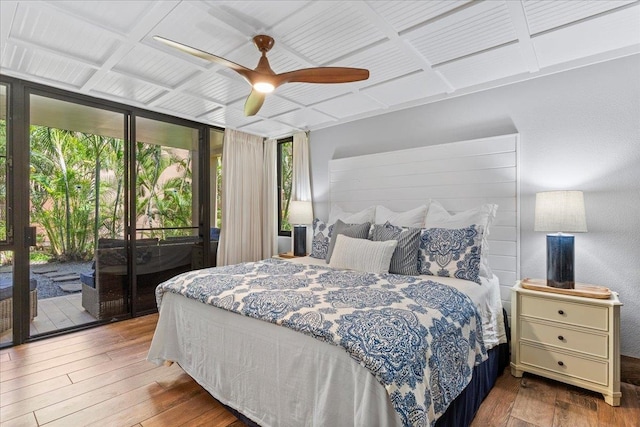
558 310 565 315
558 361 564 367
558 335 564 341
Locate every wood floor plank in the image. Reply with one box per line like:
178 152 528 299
0 353 10 363
0 354 110 394
0 335 124 372
41 382 167 427
506 416 538 427
3 328 117 360
552 399 598 427
0 375 72 407
85 379 204 427
597 382 640 427
140 389 223 427
0 411 39 427
187 405 238 427
33 364 183 425
67 345 149 383
0 360 161 423
509 374 558 427
471 369 521 427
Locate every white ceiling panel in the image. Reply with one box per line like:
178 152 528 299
313 93 383 119
532 3 640 68
1 43 96 89
240 119 295 137
403 1 518 65
362 71 449 106
436 43 529 89
90 72 167 105
114 45 201 89
276 1 387 65
523 0 637 35
150 1 247 61
155 92 221 117
330 41 421 88
11 2 120 65
277 82 354 107
202 104 260 128
206 1 312 30
367 0 469 33
43 0 151 35
1 0 638 138
183 71 249 105
274 109 335 129
255 95 301 118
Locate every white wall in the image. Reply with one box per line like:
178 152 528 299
308 54 640 358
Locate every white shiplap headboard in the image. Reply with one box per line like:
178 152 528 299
328 133 520 314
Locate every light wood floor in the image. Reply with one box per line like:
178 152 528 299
1 314 638 427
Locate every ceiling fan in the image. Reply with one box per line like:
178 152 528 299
154 35 370 116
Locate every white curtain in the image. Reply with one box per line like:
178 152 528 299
262 138 278 258
292 131 312 202
291 131 313 253
217 129 264 266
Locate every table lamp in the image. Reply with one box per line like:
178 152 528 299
289 201 313 256
534 190 587 289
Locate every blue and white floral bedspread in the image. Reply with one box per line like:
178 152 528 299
156 258 487 427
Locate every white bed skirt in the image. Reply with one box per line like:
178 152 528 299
148 292 403 426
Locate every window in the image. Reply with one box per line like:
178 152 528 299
277 137 293 236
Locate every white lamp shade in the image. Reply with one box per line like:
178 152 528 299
534 191 587 233
289 201 313 225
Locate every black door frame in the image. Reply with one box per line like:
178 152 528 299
0 75 217 347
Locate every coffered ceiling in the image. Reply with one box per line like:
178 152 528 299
1 1 639 138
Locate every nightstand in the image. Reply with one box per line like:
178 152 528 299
511 280 622 406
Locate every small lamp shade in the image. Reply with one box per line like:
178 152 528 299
289 201 313 225
534 190 587 289
534 191 587 233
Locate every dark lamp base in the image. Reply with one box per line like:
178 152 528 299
293 226 306 257
546 234 575 289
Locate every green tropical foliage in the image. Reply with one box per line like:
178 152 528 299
280 140 293 232
26 126 196 261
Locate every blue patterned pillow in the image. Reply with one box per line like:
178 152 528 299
417 225 483 283
310 218 335 259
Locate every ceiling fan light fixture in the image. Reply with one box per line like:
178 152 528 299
253 81 275 93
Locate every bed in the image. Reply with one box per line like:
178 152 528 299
147 134 520 426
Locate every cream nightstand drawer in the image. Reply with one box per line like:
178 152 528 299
520 294 608 331
520 319 608 358
520 342 608 386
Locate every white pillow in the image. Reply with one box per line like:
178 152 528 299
375 205 428 228
329 234 397 274
424 200 498 277
328 205 376 225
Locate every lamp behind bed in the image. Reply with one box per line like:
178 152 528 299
289 201 313 256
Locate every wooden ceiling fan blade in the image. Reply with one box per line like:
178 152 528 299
244 90 266 116
153 36 256 83
275 67 369 85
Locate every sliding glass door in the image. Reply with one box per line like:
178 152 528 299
29 94 128 333
0 75 214 346
132 116 201 314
